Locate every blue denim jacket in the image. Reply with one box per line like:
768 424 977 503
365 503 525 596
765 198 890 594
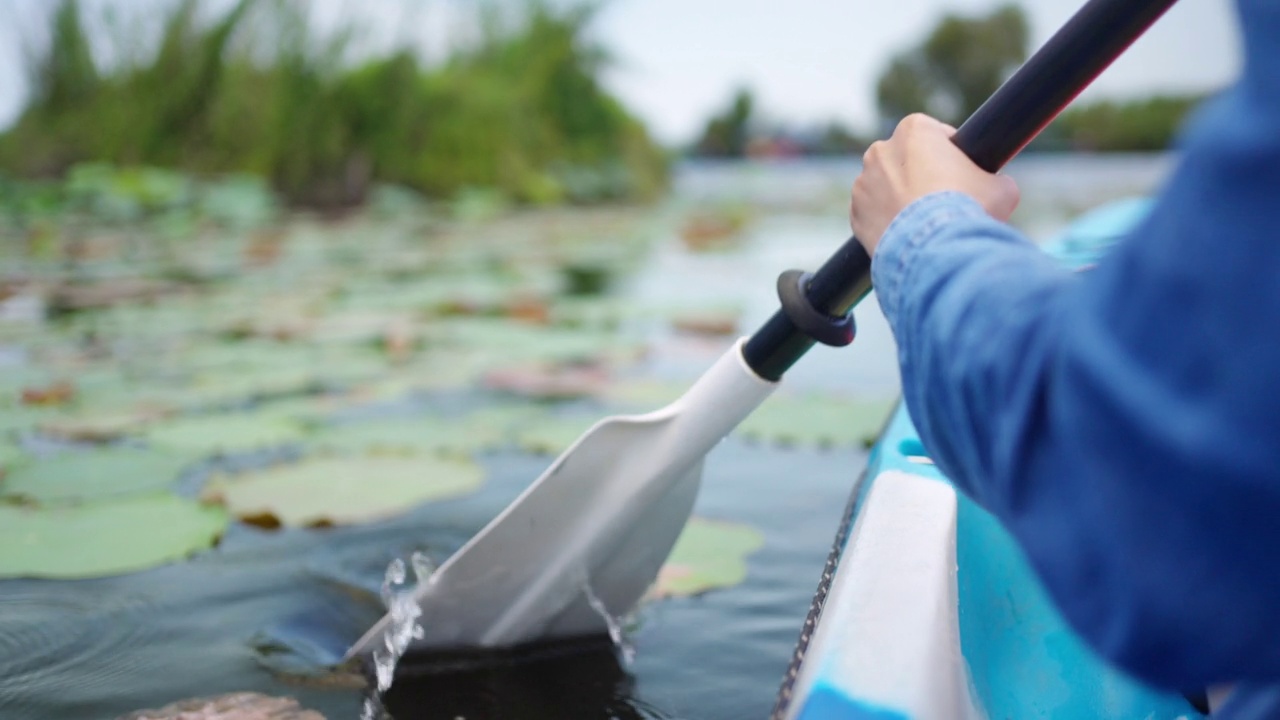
870 0 1280 710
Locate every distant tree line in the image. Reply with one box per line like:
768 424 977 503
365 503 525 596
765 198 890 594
876 4 1206 152
690 5 1206 159
0 0 669 208
692 88 868 159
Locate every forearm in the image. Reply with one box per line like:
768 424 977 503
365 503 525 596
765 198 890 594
872 191 1073 510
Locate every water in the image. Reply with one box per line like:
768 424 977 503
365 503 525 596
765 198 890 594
583 580 636 666
0 155 1176 720
363 553 433 720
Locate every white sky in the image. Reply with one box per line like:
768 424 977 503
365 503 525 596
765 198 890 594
0 0 1243 145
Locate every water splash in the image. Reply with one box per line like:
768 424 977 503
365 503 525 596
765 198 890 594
583 581 635 666
361 552 435 720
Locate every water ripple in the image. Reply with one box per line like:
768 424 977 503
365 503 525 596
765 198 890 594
0 589 165 718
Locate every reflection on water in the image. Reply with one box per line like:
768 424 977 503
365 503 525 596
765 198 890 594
0 156 1176 720
384 638 669 720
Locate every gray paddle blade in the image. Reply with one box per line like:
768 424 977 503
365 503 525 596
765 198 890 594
347 340 776 657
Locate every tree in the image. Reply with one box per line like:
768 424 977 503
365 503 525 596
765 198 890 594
875 5 1028 128
693 88 755 158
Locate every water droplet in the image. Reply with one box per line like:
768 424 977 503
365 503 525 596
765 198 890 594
365 551 434 715
583 580 635 665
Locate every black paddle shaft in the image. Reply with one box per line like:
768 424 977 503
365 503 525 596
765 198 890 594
741 0 1180 381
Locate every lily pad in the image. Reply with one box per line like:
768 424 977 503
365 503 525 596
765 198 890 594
1 447 199 504
649 518 765 599
203 455 484 528
0 405 59 437
482 362 610 400
0 494 229 579
37 409 160 443
432 318 646 365
0 441 27 477
146 414 308 454
737 394 896 448
600 379 687 410
315 407 535 456
514 414 599 455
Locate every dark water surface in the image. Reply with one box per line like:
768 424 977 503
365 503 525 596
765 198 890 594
0 157 1173 719
0 435 863 719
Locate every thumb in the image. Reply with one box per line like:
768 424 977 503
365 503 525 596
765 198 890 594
987 174 1021 221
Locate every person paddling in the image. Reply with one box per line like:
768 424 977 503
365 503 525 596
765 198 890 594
848 1 1280 716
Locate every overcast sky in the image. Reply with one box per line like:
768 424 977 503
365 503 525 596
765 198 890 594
0 0 1243 145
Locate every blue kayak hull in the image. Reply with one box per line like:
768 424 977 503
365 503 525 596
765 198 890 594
778 199 1201 720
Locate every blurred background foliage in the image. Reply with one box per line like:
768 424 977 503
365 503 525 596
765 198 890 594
872 4 1205 152
687 4 1206 159
0 0 668 209
875 4 1030 128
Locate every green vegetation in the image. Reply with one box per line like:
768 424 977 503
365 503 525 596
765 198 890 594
873 5 1207 151
1048 94 1207 152
649 518 765 599
690 88 867 158
0 0 667 208
875 5 1029 128
694 88 756 158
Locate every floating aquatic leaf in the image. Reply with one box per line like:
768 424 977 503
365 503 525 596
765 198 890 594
482 362 610 400
20 380 75 406
548 297 640 330
670 310 740 337
649 518 765 599
146 414 308 454
199 174 278 230
515 414 599 455
183 367 324 405
362 356 485 394
433 318 646 365
203 455 484 528
0 405 57 436
737 394 896 448
600 379 687 409
37 409 159 443
0 442 27 477
1 447 199 504
313 408 533 456
0 494 228 579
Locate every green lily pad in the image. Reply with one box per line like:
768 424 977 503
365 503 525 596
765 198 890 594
432 318 646 365
37 409 158 442
737 394 896 448
315 407 535 456
1 447 199 504
600 379 687 410
146 414 307 454
0 405 58 436
203 455 484 527
650 518 765 599
514 414 599 455
0 494 229 579
0 441 27 477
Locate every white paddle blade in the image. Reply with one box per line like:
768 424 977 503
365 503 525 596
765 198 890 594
347 339 777 657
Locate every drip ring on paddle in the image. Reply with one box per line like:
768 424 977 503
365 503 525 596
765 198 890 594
775 270 856 347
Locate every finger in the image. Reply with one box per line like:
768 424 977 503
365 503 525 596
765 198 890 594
988 174 1021 221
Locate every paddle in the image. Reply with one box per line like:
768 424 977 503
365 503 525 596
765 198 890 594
348 0 1180 659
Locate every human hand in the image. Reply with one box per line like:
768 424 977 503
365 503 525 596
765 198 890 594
850 113 1020 256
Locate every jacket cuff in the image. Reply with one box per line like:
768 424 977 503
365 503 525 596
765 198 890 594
871 191 990 321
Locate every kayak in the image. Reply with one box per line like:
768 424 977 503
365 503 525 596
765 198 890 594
774 198 1203 720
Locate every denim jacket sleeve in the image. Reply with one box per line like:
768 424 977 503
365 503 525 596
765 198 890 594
868 1 1280 689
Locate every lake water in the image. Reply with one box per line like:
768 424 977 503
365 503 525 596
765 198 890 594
0 154 1174 720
